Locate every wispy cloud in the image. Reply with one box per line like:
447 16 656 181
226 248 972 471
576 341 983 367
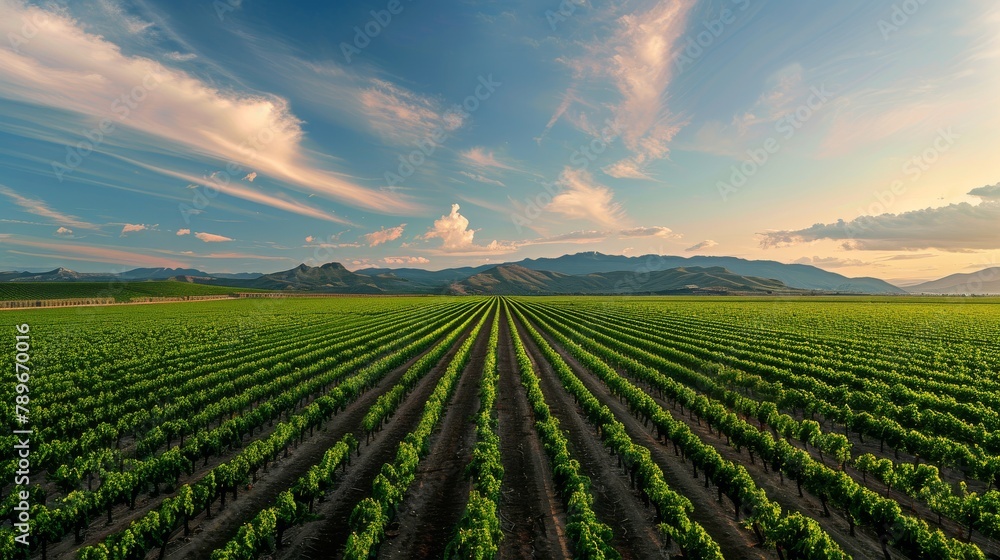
195 232 234 243
5 238 187 268
545 169 626 229
556 0 696 177
458 171 506 187
359 79 464 145
685 239 718 252
0 184 101 230
620 226 679 239
460 147 518 171
0 2 416 215
793 256 872 268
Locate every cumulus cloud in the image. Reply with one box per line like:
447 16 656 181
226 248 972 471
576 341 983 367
0 2 413 216
176 228 191 236
195 232 234 243
545 169 626 229
759 184 1000 252
120 223 152 236
382 256 431 265
55 226 74 237
458 171 506 187
423 204 517 254
305 235 315 243
243 172 257 182
424 204 476 250
363 224 406 247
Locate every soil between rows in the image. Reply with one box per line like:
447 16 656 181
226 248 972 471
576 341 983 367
169 306 485 560
510 311 666 560
276 306 488 560
519 307 887 559
377 309 495 559
496 311 570 560
556 305 1000 557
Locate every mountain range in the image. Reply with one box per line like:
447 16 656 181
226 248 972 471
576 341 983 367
0 251 932 294
904 267 1000 295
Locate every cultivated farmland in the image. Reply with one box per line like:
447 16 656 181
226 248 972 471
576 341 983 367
2 296 999 559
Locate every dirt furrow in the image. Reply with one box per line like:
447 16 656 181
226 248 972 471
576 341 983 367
496 311 570 560
511 313 666 560
521 311 886 560
174 307 484 560
378 310 494 559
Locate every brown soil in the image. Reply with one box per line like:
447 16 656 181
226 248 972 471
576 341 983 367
495 312 571 560
510 314 669 560
518 311 887 559
275 310 488 560
377 310 494 559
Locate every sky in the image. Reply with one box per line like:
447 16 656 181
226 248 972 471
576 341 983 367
0 0 997 284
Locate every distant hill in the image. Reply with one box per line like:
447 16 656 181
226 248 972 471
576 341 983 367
906 267 1000 295
0 252 910 294
448 264 801 295
0 267 119 283
241 262 418 293
510 252 905 294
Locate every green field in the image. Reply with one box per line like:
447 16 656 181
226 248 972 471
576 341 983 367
0 281 266 302
2 296 999 559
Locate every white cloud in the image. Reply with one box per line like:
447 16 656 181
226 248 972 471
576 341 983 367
620 226 679 239
424 204 476 251
165 52 197 62
602 160 654 180
363 224 406 247
382 256 431 265
545 169 626 229
358 79 465 145
423 204 517 254
98 0 153 35
760 184 1000 252
460 147 518 171
176 228 191 236
243 172 257 182
458 171 506 187
556 1 695 177
793 256 871 268
55 226 74 237
195 232 234 243
0 3 414 215
120 223 154 236
685 239 719 252
0 184 100 230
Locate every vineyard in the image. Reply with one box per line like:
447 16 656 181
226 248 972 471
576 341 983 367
2 295 999 559
0 283 265 303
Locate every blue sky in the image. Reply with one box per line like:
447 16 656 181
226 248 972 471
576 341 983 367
0 0 998 283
